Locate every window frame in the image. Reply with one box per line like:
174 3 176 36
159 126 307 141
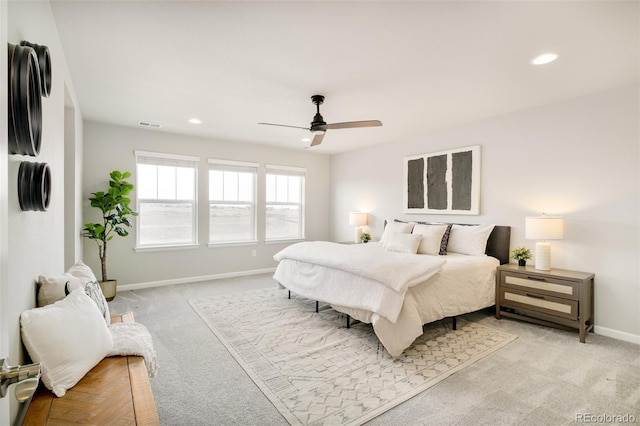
265 164 306 242
134 150 200 250
208 159 258 245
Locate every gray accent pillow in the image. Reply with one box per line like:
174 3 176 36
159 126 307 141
84 281 111 325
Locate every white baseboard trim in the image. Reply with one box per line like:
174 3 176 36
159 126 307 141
118 268 277 292
594 325 640 345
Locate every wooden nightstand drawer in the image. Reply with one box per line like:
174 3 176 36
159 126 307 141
501 272 578 300
499 287 578 320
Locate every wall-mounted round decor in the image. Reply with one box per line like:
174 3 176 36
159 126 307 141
8 43 43 156
20 41 51 97
18 162 51 212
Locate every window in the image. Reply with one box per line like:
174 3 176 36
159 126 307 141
265 165 305 241
209 160 257 244
135 151 199 248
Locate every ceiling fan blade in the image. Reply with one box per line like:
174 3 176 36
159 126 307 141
310 132 325 147
326 120 382 130
258 122 309 131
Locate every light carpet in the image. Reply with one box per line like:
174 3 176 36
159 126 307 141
189 287 517 426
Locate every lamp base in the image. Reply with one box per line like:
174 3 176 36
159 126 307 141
534 242 552 271
354 227 362 244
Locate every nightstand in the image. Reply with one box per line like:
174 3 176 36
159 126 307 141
495 264 594 342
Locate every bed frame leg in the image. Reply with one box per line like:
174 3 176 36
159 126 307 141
288 290 291 299
347 315 351 329
452 316 457 330
315 301 319 313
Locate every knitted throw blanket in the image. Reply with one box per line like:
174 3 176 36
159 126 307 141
108 322 158 378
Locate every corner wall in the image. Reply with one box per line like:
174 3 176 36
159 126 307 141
3 1 83 423
330 84 639 342
82 121 331 286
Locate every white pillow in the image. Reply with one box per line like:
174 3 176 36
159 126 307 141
384 233 422 254
447 224 496 256
66 260 99 284
412 224 449 255
20 289 113 397
37 274 84 307
380 220 415 246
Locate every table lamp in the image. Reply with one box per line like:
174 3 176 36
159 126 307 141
349 212 367 244
525 214 564 271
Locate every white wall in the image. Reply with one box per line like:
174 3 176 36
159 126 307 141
2 1 83 423
82 121 331 286
64 96 83 270
330 84 639 342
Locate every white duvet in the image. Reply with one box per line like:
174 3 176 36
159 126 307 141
273 241 445 323
273 242 498 357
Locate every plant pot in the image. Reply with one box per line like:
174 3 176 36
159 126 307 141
518 259 526 267
99 279 117 301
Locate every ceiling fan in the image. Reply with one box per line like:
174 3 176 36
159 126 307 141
258 95 382 147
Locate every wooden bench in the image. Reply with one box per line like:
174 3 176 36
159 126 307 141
23 312 160 425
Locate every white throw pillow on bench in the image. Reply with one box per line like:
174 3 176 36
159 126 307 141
20 288 113 397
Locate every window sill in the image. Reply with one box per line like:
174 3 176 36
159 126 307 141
207 241 259 248
134 244 200 253
264 238 306 245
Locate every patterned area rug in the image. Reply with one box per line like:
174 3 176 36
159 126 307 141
189 287 516 425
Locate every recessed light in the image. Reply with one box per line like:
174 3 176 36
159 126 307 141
530 53 559 65
188 118 202 124
301 137 311 142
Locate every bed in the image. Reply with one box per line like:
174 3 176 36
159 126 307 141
273 222 511 357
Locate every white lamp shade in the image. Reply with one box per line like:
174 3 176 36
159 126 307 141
525 216 564 240
349 212 367 226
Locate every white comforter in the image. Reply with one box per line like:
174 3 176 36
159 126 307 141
273 241 445 323
273 242 498 357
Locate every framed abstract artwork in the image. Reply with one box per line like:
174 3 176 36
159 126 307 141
403 145 481 215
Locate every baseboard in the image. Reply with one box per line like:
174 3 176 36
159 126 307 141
118 268 277 291
594 325 640 345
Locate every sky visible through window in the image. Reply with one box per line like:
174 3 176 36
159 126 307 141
138 164 194 200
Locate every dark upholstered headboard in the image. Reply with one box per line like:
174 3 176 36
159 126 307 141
486 225 511 265
384 220 511 265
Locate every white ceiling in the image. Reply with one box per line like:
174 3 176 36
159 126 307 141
49 1 638 154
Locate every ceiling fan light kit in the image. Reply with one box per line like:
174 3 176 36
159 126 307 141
259 94 382 147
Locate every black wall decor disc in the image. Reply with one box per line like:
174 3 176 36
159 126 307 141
8 43 43 156
20 41 52 97
18 162 51 212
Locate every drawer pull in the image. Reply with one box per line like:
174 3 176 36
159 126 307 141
526 293 545 299
526 276 546 282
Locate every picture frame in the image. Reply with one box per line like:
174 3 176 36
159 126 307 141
403 145 481 215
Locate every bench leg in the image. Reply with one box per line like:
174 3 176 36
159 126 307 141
452 316 457 330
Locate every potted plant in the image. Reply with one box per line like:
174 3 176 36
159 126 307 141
361 232 371 243
82 170 138 300
511 247 532 267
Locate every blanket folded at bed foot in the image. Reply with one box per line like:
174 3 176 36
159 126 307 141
274 241 445 293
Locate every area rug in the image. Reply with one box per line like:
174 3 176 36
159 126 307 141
189 287 517 425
